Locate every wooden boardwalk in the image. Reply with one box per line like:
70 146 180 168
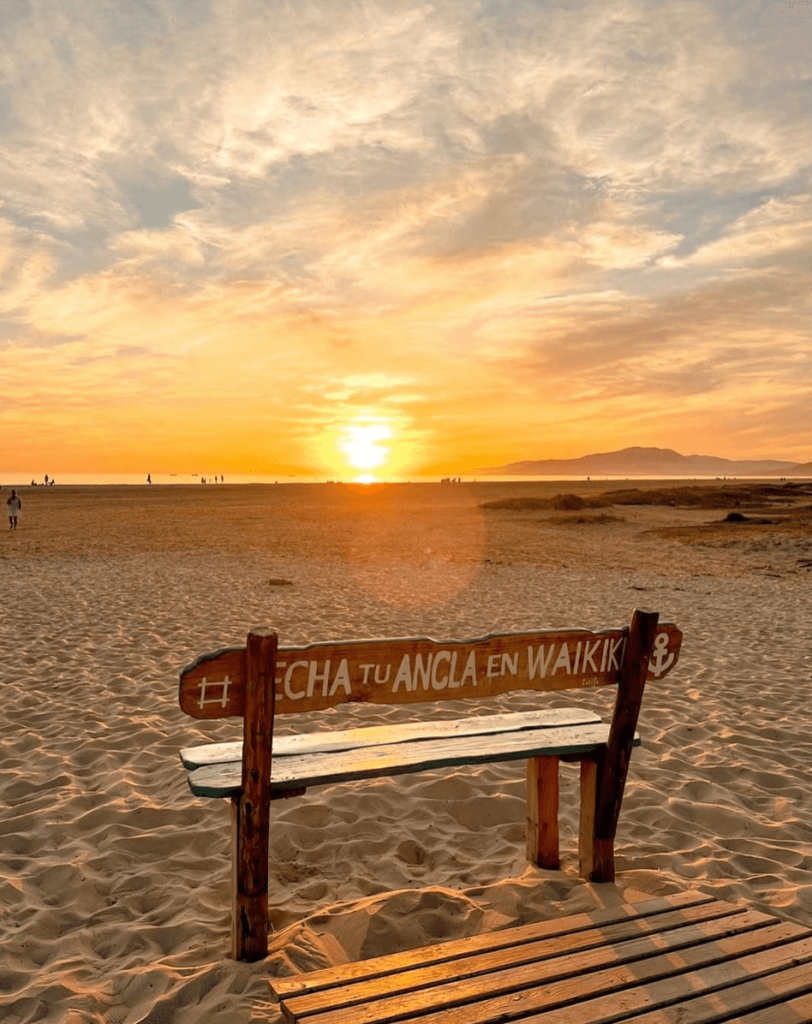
270 891 812 1023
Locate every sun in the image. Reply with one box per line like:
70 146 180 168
340 423 392 471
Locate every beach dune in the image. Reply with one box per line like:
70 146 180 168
2 479 812 1023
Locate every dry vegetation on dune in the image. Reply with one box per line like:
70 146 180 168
479 482 812 574
603 483 812 511
480 482 812 513
481 493 606 511
548 512 625 526
480 483 812 541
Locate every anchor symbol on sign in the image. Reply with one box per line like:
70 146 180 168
648 633 675 678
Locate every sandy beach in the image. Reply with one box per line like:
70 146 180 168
2 479 812 1023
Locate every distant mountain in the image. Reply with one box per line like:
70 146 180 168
763 461 812 477
486 446 805 477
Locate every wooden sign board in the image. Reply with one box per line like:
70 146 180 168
179 624 682 720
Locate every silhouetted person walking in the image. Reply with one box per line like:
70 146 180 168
7 489 21 529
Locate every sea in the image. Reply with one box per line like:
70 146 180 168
0 471 767 487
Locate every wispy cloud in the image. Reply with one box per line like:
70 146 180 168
1 0 810 472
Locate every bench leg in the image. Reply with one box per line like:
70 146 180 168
229 629 277 961
526 755 560 869
231 794 271 961
580 610 660 883
578 756 615 882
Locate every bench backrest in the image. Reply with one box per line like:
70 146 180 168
179 616 682 721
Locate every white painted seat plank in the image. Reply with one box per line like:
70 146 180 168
179 706 602 769
188 721 637 798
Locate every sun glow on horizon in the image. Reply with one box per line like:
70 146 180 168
340 423 392 471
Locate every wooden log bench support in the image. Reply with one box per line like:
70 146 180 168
177 608 682 960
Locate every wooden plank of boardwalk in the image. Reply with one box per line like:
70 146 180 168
269 891 812 1024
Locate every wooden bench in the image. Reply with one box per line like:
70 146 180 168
178 608 682 961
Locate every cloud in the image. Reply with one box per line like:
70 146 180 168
482 264 812 463
1 0 811 469
661 191 812 268
0 218 57 315
759 1 812 26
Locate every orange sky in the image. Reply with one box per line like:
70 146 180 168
1 1 811 479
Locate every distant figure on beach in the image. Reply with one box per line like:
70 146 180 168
44 474 49 486
7 489 21 529
147 473 152 485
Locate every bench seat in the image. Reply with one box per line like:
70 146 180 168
180 706 603 769
181 707 637 798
